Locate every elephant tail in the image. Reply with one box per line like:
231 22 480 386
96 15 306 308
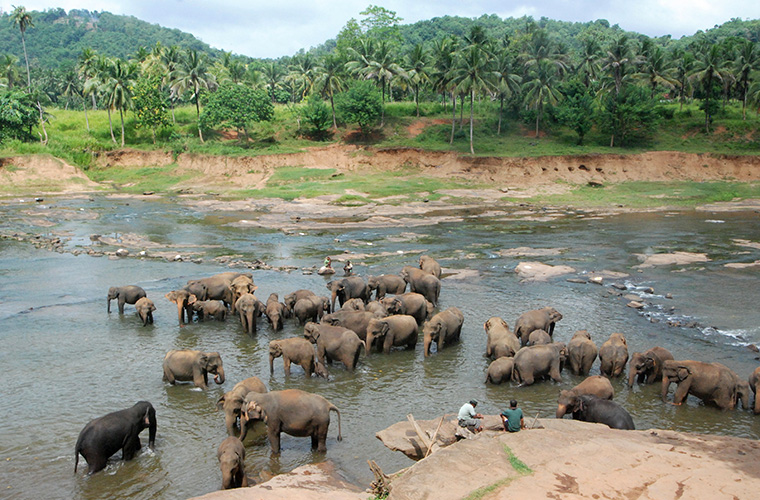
330 405 343 442
74 434 83 473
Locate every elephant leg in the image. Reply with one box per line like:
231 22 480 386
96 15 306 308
193 367 208 389
317 346 327 365
268 427 281 454
283 358 291 376
311 433 319 450
121 434 141 461
521 372 535 385
87 454 108 474
303 359 314 377
550 365 562 383
163 366 176 384
118 297 126 314
672 379 692 405
238 467 248 488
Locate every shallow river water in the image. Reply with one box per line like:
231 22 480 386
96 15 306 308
1 196 760 499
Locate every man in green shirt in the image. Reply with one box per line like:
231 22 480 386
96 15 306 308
500 400 524 432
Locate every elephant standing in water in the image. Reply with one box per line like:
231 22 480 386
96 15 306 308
239 389 342 453
484 317 520 359
599 333 629 377
400 266 441 307
265 293 289 330
75 401 156 474
422 307 464 357
107 285 146 314
304 322 364 371
511 343 567 386
486 357 514 384
134 297 156 326
216 377 268 437
556 376 614 418
162 350 225 389
750 367 760 414
326 276 370 311
269 338 316 377
566 330 598 376
627 346 674 387
165 288 195 326
367 274 406 300
661 360 746 410
218 436 247 489
365 315 418 354
419 254 442 278
235 293 263 336
513 307 563 347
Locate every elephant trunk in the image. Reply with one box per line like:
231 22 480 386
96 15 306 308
556 404 568 419
661 377 671 402
365 333 374 355
222 469 234 490
214 367 225 385
107 297 112 313
176 299 186 326
225 413 238 437
239 411 250 441
269 354 275 374
627 368 637 388
423 333 432 357
330 291 338 313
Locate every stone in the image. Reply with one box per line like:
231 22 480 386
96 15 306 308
627 301 645 309
514 261 576 282
115 248 129 257
611 283 627 290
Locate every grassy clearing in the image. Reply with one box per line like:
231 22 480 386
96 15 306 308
462 445 532 500
87 164 200 193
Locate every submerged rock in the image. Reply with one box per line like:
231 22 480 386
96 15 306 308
514 261 575 281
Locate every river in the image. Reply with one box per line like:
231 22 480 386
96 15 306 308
1 195 759 499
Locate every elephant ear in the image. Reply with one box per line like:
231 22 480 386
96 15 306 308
381 321 391 335
188 294 198 305
676 366 690 381
200 353 209 366
216 395 226 410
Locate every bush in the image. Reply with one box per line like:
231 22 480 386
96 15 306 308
335 80 383 135
302 97 333 140
0 90 39 143
199 84 273 141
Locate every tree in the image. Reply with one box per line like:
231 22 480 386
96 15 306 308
576 37 601 88
314 53 345 128
359 5 403 45
262 61 285 104
405 43 430 117
522 59 562 138
601 35 634 97
1 54 20 90
637 42 675 99
597 85 659 147
350 40 405 125
493 49 522 135
734 40 760 120
302 96 332 140
199 83 273 141
671 47 696 111
131 74 171 143
77 48 99 130
335 80 382 136
451 42 496 154
170 49 216 142
556 80 594 145
0 89 38 142
101 57 139 147
689 44 728 133
10 5 34 91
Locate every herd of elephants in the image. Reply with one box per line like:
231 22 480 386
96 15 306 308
74 254 760 490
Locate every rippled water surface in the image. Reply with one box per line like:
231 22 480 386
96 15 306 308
1 196 760 499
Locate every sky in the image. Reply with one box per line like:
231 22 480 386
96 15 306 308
2 1 759 59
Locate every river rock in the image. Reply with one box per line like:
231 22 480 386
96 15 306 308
115 248 129 257
514 261 575 282
627 301 645 309
634 251 710 268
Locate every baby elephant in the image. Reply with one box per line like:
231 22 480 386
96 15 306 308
486 357 514 384
163 349 225 389
107 285 146 314
189 297 227 321
423 307 464 357
269 338 316 377
134 297 155 326
218 436 247 489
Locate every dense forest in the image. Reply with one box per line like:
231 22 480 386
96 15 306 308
1 5 759 152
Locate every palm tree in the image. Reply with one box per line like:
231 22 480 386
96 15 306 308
170 49 216 142
577 37 601 88
601 35 634 97
0 54 20 90
77 48 99 131
314 53 345 128
689 44 728 133
493 50 522 134
405 43 430 117
353 40 405 125
451 44 496 154
521 28 568 77
101 58 139 147
522 59 562 138
88 55 117 142
60 69 82 110
11 5 34 91
735 40 760 120
430 36 456 113
289 52 317 99
637 44 676 99
262 61 285 103
671 47 696 111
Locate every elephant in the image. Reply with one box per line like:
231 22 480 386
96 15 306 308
320 310 377 341
526 329 552 346
365 315 419 354
365 300 388 317
400 266 440 307
485 357 514 384
162 349 225 389
229 276 257 314
239 389 342 453
217 436 247 489
557 394 635 430
269 338 316 377
165 288 196 326
484 317 520 359
342 298 366 311
422 307 464 357
566 330 598 376
74 401 156 474
186 272 251 309
189 297 228 321
627 346 674 387
367 274 406 300
235 293 263 336
134 297 155 326
326 276 370 311
661 360 745 410
419 254 442 279
264 293 289 331
511 343 567 386
284 289 316 312
381 292 433 325
556 376 614 418
294 295 330 324
514 307 563 347
729 370 751 410
216 377 268 437
599 333 629 377
304 322 364 371
750 367 760 414
107 285 146 314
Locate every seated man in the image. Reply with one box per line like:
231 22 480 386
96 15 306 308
500 399 525 432
458 399 483 432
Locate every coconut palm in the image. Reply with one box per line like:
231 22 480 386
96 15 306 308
60 69 82 111
101 58 139 147
601 35 635 97
289 52 317 99
522 59 563 138
451 43 497 154
689 44 729 133
671 47 696 111
637 43 676 99
77 48 100 131
430 36 457 112
262 61 285 103
405 43 430 117
0 54 20 90
493 50 522 134
170 49 216 142
577 37 602 88
314 53 345 128
734 40 760 120
11 5 34 91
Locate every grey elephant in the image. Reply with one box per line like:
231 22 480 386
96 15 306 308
514 307 563 347
365 300 388 317
218 436 247 489
556 375 614 418
400 266 440 307
419 254 442 279
229 275 257 314
284 289 316 312
189 297 227 321
162 349 225 389
422 307 464 357
235 293 263 336
484 316 520 359
526 329 552 346
107 285 146 314
365 315 419 354
511 342 567 386
186 272 251 309
326 276 370 311
216 377 268 437
557 394 635 430
627 346 674 387
341 298 366 311
486 357 514 384
566 330 598 376
381 292 432 325
661 360 745 410
134 297 155 326
74 401 156 475
367 274 406 300
239 389 342 453
599 333 629 377
269 338 316 377
294 295 330 324
304 322 364 371
165 288 195 326
320 310 377 341
750 367 760 414
264 293 289 330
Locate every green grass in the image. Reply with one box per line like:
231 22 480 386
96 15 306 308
503 444 533 475
462 445 532 500
87 164 200 193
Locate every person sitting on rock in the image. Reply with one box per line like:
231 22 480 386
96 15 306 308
458 399 483 433
324 256 332 268
500 399 524 432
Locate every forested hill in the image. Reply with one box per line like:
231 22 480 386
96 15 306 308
0 8 222 69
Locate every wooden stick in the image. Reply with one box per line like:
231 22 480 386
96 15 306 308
407 413 432 450
424 416 445 459
529 411 540 429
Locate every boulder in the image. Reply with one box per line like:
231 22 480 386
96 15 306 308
514 261 575 282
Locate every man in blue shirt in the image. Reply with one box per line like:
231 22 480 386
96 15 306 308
500 400 524 432
458 399 483 432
